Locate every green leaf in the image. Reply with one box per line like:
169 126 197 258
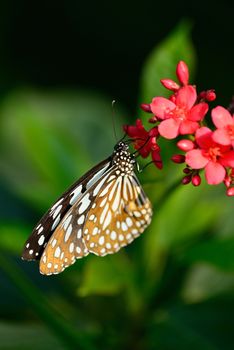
182 238 234 271
182 264 234 303
0 322 65 350
0 89 126 209
148 297 234 350
148 312 217 350
139 20 196 109
78 253 133 297
0 222 30 254
143 183 220 276
0 253 96 350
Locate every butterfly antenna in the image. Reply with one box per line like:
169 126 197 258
138 160 160 172
112 100 118 142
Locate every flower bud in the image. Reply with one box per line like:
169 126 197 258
176 61 189 85
226 187 234 196
192 174 201 186
160 79 179 91
171 154 185 163
148 116 158 123
182 175 192 185
169 95 176 103
140 103 152 113
149 127 159 138
183 167 190 174
177 139 195 151
206 90 216 101
199 90 216 102
224 176 231 188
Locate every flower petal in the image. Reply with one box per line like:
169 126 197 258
179 120 199 135
205 161 226 185
158 118 180 139
211 106 234 128
195 127 213 149
150 97 175 120
176 61 189 85
189 102 209 121
186 149 208 169
176 85 197 109
212 128 231 145
123 119 148 139
219 151 234 167
151 150 163 169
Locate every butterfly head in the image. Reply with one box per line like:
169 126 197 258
112 141 136 175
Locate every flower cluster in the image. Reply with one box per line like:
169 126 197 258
124 61 234 196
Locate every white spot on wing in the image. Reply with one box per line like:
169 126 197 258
93 172 112 196
86 163 110 189
99 236 105 245
103 210 112 230
126 217 133 227
121 222 128 231
38 226 43 234
52 239 57 248
77 229 82 239
69 242 74 253
112 179 121 211
52 205 62 219
50 198 63 211
119 234 124 241
92 227 99 235
55 246 61 258
38 235 45 246
78 193 91 214
110 231 117 240
63 215 72 230
64 224 73 242
69 185 82 205
51 215 61 231
100 203 109 225
77 215 85 225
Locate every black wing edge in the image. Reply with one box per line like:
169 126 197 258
21 157 112 261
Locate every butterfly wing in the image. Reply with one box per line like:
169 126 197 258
22 158 111 261
39 170 152 275
39 165 116 275
83 173 152 255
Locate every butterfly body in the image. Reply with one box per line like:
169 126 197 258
22 141 152 275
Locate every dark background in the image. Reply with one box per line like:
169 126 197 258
0 1 233 110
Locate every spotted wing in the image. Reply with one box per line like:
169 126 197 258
83 173 152 255
39 170 152 275
22 158 111 261
39 165 116 275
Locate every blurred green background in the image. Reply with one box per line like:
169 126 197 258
0 1 234 349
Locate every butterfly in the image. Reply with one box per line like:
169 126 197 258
22 141 152 275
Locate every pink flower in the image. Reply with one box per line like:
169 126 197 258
150 85 208 139
211 106 234 147
160 61 189 91
123 119 163 169
176 60 189 86
186 127 234 185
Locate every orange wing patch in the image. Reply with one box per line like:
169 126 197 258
39 213 88 275
83 175 152 256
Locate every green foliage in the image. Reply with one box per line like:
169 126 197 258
0 90 125 209
0 322 65 350
183 238 234 271
139 20 196 112
0 21 234 350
